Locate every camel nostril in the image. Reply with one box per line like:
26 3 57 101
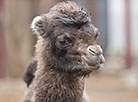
88 48 96 55
87 45 103 56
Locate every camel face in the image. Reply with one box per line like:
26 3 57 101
31 1 105 76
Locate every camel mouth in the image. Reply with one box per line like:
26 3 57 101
81 56 101 70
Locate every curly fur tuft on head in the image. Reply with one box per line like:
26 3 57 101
31 1 91 37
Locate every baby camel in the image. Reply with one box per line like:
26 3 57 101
23 1 105 102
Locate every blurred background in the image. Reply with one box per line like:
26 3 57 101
0 0 138 102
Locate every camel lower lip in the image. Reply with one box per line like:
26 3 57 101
89 65 100 70
81 56 100 69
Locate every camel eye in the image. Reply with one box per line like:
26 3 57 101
60 40 66 45
57 35 66 45
64 36 72 43
58 34 72 46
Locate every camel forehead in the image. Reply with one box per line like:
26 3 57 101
52 25 77 36
52 22 96 34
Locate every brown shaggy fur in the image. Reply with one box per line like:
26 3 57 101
23 1 104 102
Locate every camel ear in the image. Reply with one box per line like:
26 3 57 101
31 15 49 38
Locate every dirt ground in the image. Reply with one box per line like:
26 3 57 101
0 75 138 102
